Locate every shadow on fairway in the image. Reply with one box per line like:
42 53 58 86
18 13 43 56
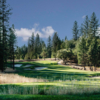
6 61 91 81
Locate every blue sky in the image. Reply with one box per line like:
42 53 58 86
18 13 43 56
7 0 100 47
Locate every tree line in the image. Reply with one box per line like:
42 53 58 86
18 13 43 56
16 12 100 71
15 32 62 60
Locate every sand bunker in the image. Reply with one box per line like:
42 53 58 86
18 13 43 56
14 64 22 67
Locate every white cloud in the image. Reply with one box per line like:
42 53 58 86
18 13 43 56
82 15 86 19
15 24 55 41
97 27 100 36
42 26 55 38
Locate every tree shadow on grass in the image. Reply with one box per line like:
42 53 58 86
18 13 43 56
6 61 93 81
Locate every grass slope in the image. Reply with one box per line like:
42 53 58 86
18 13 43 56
0 60 100 96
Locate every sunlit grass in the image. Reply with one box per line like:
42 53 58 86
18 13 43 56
1 60 100 95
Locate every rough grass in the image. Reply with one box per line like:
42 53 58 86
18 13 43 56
0 73 47 84
0 60 100 96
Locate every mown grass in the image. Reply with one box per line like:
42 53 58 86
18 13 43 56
0 95 100 100
7 60 100 81
1 60 100 99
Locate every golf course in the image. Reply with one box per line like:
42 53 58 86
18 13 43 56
0 0 100 99
0 59 100 100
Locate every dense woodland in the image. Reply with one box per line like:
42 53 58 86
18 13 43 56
0 0 100 72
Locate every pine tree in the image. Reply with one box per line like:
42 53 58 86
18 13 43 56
29 32 35 59
65 36 67 40
89 12 99 37
35 33 40 58
30 32 34 52
0 0 11 72
83 15 89 38
79 24 84 37
8 24 16 69
40 47 47 60
72 21 79 41
47 36 52 58
27 37 31 59
88 38 98 71
77 36 87 70
52 32 59 60
21 45 27 59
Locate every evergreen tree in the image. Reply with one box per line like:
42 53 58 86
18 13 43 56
65 36 67 40
60 39 65 49
56 37 61 50
79 24 84 37
77 36 87 70
52 32 59 60
8 24 16 69
89 12 99 37
83 15 89 37
72 21 79 41
88 38 98 71
40 47 48 60
29 32 35 59
47 36 52 58
30 32 34 52
27 37 31 59
35 33 40 58
0 0 11 72
21 45 27 59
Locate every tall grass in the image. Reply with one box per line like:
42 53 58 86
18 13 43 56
0 75 100 95
0 73 47 84
0 80 100 95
